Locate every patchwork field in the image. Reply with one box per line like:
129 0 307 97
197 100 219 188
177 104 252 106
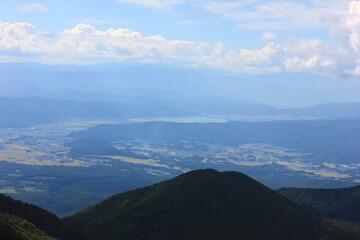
1 120 359 216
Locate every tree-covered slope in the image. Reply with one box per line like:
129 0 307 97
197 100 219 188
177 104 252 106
0 194 85 240
278 185 360 223
0 211 56 240
65 169 351 240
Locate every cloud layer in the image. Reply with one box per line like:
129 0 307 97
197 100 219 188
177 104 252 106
0 21 281 73
1 1 360 78
116 0 352 30
117 0 184 9
202 0 352 30
17 3 48 13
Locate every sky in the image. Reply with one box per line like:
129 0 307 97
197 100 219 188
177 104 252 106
1 0 360 79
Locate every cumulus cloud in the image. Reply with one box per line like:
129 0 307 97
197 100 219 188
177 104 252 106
334 1 360 55
0 21 281 73
248 0 360 78
0 21 47 53
17 3 48 13
1 1 360 78
281 36 354 78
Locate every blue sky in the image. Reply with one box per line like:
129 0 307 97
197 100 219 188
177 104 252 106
0 0 360 78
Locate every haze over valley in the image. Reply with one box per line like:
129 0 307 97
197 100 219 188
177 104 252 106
1 72 360 215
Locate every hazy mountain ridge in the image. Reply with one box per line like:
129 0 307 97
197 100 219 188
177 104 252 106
2 62 360 107
0 97 192 128
8 89 360 119
289 102 360 119
1 95 360 129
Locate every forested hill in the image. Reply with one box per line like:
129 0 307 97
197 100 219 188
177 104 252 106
2 170 360 240
278 185 360 223
65 169 353 240
0 212 56 240
0 194 85 240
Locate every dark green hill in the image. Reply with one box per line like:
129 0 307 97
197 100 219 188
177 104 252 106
0 211 56 240
278 185 360 223
65 169 350 240
0 194 85 240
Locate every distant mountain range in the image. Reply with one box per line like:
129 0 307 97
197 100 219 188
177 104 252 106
2 62 360 107
0 97 192 128
7 89 360 120
1 96 360 129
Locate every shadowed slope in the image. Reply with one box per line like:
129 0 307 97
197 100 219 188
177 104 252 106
278 185 360 223
66 169 349 240
0 194 85 240
0 212 56 240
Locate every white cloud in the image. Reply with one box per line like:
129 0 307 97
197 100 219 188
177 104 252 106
228 0 360 78
281 36 353 77
0 21 47 53
184 0 352 30
0 21 280 73
115 0 354 32
76 19 126 25
285 56 320 72
177 20 197 26
1 1 360 78
116 0 184 9
17 3 48 13
346 60 360 77
262 31 277 42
